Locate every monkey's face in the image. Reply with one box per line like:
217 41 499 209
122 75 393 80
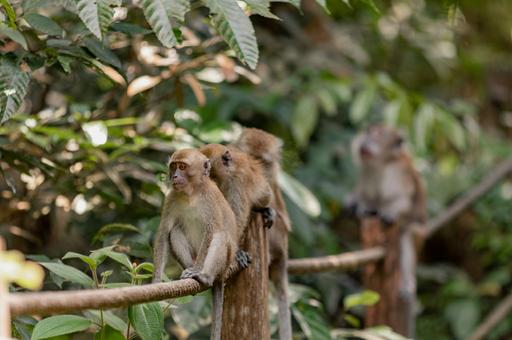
199 144 233 183
169 149 211 192
358 126 403 164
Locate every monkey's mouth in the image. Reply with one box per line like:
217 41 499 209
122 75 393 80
360 147 373 159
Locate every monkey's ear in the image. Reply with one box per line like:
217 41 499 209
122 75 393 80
203 159 211 176
221 150 232 166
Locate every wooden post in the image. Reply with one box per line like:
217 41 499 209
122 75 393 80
361 218 414 336
0 237 11 339
222 214 269 340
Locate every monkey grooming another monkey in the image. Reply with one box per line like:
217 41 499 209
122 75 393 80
347 124 426 337
199 143 275 241
234 128 293 340
152 148 238 340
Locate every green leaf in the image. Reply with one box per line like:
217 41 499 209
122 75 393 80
166 0 190 22
111 22 152 35
206 0 259 69
278 170 321 217
62 251 97 269
135 262 154 274
291 302 332 340
87 310 127 333
0 63 30 123
82 37 122 70
24 13 63 36
291 95 318 147
0 25 28 49
344 290 380 310
75 0 102 39
350 84 376 123
31 315 92 340
92 223 140 243
128 303 163 340
0 0 17 28
39 262 94 287
243 0 279 19
444 299 479 339
141 0 177 48
94 325 125 340
97 0 115 37
57 55 73 73
90 246 132 269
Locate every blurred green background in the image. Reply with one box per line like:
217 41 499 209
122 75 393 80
1 0 512 339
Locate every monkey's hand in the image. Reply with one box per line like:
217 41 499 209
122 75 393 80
379 213 396 227
253 207 275 228
235 249 252 269
181 267 215 286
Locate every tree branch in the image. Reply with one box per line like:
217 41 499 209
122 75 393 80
421 157 512 238
468 292 512 340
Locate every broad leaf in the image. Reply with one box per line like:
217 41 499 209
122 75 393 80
141 0 177 48
344 290 380 310
206 0 259 69
24 13 63 36
243 0 279 19
83 37 122 70
291 95 318 147
75 0 102 39
278 171 321 217
62 251 97 269
39 262 94 287
0 63 30 123
128 303 163 340
92 223 140 243
0 26 28 49
166 0 190 22
31 315 91 340
90 246 132 269
87 310 127 333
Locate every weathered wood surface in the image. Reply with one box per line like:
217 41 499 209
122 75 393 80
222 214 269 340
361 218 411 335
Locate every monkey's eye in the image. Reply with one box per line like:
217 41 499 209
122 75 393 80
178 163 187 171
169 163 177 171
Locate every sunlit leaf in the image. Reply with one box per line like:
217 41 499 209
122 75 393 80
206 0 259 69
278 170 321 217
141 0 177 48
39 262 94 287
0 62 30 123
344 290 380 310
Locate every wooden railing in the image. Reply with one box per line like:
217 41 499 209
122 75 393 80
2 157 512 340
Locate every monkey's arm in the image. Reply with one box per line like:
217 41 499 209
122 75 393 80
181 231 229 287
169 227 194 269
153 220 171 283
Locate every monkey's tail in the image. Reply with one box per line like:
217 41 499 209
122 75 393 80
271 257 292 340
211 282 224 340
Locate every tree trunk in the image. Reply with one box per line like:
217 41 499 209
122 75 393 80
222 214 270 340
361 218 413 336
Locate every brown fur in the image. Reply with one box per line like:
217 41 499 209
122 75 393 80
348 125 426 337
200 143 272 242
234 128 293 340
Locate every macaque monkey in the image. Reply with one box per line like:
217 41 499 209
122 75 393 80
152 148 238 340
347 125 426 337
199 143 275 243
234 128 293 340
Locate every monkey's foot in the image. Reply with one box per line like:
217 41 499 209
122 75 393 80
235 249 252 269
254 207 275 228
180 267 200 280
